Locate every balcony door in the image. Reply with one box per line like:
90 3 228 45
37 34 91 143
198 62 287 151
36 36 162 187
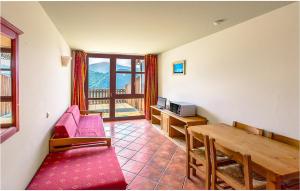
86 54 145 121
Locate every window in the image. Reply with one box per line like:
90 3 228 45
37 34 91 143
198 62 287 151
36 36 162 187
0 17 23 143
86 54 145 120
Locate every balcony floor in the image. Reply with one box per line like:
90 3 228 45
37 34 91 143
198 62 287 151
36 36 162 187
89 103 144 118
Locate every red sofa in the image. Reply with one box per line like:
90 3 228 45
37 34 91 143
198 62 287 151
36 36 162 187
49 105 111 152
26 105 127 190
55 105 105 138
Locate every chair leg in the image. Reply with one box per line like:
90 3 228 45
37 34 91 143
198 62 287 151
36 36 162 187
211 168 216 190
186 154 191 178
192 158 197 176
205 164 211 190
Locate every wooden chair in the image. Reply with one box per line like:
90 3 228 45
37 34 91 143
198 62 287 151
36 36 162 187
233 121 263 135
272 133 299 149
185 128 231 189
210 138 266 190
186 127 211 189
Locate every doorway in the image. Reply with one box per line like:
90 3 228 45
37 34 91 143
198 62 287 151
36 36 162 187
86 54 145 121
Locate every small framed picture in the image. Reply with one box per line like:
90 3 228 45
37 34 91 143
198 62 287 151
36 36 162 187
172 60 186 75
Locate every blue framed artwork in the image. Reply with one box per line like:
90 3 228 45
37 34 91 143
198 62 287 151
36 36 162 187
173 60 186 75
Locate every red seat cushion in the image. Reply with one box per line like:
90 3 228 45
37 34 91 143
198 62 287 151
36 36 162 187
75 115 105 137
54 113 77 138
66 105 80 126
27 147 127 190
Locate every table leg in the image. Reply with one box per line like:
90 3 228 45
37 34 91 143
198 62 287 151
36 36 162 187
266 172 281 190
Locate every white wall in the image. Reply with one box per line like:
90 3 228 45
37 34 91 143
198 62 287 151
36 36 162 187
0 2 71 189
159 3 299 139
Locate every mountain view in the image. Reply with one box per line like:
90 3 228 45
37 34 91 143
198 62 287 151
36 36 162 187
88 62 131 89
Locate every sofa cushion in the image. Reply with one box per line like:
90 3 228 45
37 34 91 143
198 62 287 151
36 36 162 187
66 105 80 126
27 147 127 190
75 115 105 137
54 113 77 138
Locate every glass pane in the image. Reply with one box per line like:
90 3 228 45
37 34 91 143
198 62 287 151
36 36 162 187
115 98 144 117
136 59 145 72
88 57 110 98
0 70 11 96
135 74 145 94
0 101 12 124
0 33 12 69
88 99 110 118
116 73 131 94
116 58 131 72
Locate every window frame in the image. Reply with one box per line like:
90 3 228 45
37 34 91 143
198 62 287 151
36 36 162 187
0 17 23 143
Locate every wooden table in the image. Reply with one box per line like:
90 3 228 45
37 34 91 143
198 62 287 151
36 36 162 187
189 124 300 189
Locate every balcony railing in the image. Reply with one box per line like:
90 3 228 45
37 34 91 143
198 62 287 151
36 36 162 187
88 89 144 113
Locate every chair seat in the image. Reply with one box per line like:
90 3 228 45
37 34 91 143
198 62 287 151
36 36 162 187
191 146 229 161
218 163 266 189
27 147 127 190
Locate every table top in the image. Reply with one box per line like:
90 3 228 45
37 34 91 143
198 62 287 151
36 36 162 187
189 124 300 177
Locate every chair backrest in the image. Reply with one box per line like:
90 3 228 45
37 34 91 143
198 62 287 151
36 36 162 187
210 138 253 190
233 121 263 136
185 128 210 161
263 130 300 149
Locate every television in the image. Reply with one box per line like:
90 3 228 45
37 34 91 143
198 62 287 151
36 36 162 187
157 97 167 109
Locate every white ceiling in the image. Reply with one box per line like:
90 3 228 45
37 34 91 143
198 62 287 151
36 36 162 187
41 1 291 55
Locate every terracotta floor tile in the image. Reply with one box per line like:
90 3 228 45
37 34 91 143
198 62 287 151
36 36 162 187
127 142 144 151
159 172 186 188
122 170 137 185
155 183 183 190
165 163 186 177
114 133 127 139
114 145 124 153
148 157 170 170
122 160 145 174
134 137 149 143
131 152 153 163
128 176 158 190
130 131 143 137
115 140 131 148
118 148 137 159
121 135 137 142
117 155 129 166
103 119 191 190
154 150 174 160
139 165 164 182
139 145 159 154
119 129 133 135
183 176 206 190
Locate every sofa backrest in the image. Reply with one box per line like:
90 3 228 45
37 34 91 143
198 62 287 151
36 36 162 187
54 113 77 138
66 105 80 126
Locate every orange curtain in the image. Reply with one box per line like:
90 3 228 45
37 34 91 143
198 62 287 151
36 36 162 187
144 54 158 120
71 50 87 110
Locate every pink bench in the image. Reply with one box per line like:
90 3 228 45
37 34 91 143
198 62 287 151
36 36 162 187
27 105 127 190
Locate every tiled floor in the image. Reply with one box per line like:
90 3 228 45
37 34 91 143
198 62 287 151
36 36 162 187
104 119 205 190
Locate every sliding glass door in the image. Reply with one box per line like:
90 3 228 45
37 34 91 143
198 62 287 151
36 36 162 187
87 54 145 120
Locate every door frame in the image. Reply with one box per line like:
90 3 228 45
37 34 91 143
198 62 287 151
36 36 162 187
86 53 145 121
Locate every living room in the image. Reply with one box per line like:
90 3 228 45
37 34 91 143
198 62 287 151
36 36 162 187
0 1 299 190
